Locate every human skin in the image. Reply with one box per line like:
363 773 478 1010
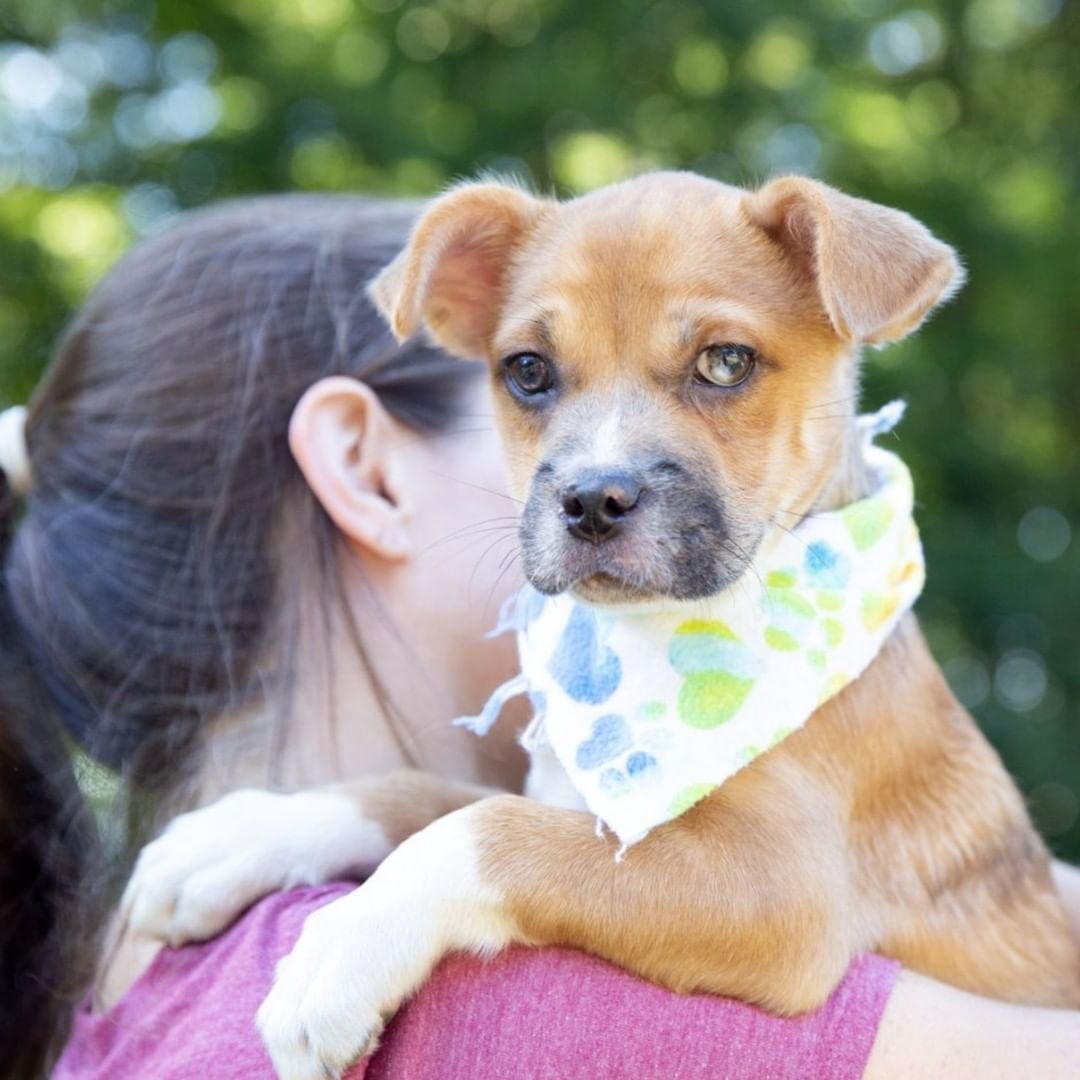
103 376 1080 1075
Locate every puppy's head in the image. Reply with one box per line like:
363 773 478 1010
371 172 962 604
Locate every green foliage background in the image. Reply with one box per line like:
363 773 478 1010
2 1 1079 852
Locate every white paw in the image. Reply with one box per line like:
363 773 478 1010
256 890 398 1080
122 788 391 946
256 807 513 1080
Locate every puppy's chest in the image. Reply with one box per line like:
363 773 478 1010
523 741 589 812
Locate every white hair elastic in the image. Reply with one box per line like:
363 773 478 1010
0 406 32 497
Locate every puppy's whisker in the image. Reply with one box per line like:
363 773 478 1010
485 550 523 615
772 507 824 525
496 543 521 572
417 516 520 557
734 565 761 613
419 522 517 580
770 520 812 553
422 539 516 584
806 395 856 412
394 424 497 450
467 533 519 604
417 525 519 562
438 515 521 536
722 539 766 610
722 536 764 594
427 472 525 505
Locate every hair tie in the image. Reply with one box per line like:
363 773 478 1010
0 406 32 497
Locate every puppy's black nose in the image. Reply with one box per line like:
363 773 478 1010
561 471 642 542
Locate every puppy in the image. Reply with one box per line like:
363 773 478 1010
126 172 1080 1080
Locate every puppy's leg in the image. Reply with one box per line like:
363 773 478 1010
123 771 495 946
257 803 517 1080
257 776 860 1080
478 789 860 1013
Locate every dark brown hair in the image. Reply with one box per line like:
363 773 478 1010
0 195 478 1077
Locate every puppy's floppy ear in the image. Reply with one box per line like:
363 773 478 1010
368 182 545 359
743 176 964 346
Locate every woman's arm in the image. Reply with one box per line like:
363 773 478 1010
866 969 1080 1079
362 865 1080 1080
365 947 1080 1080
67 880 1080 1080
867 863 1080 1079
1053 861 1080 942
109 780 1080 1077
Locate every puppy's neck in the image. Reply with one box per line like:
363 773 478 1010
809 420 873 514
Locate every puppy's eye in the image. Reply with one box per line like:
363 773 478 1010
504 352 555 396
695 344 756 388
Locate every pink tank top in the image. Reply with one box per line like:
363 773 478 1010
55 883 898 1079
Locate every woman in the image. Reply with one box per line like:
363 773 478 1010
1 196 1078 1080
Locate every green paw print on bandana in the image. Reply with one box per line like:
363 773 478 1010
841 495 894 552
736 725 795 767
764 546 850 666
762 586 816 652
669 620 760 729
669 782 717 817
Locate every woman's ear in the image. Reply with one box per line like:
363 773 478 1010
289 376 413 561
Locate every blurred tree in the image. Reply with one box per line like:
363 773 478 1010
1 0 1078 852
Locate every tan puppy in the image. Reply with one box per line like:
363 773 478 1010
126 172 1080 1080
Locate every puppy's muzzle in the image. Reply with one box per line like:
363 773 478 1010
560 469 642 543
521 453 744 601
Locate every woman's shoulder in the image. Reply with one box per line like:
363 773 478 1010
56 879 900 1080
55 884 357 1080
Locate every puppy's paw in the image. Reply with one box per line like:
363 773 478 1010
256 892 396 1080
256 807 515 1080
123 788 391 947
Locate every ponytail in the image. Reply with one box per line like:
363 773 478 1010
0 469 98 1078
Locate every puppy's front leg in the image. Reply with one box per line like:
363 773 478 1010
478 788 860 1014
123 771 495 947
257 802 519 1080
258 778 859 1080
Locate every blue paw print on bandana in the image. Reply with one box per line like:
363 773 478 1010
804 541 851 589
594 750 660 800
577 715 661 800
575 713 631 769
626 751 658 777
549 605 622 705
600 768 629 796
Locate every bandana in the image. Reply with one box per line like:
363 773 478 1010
458 403 924 851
